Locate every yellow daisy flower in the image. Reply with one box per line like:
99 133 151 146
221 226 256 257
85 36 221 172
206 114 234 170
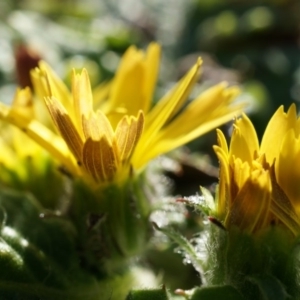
0 43 244 187
214 104 300 235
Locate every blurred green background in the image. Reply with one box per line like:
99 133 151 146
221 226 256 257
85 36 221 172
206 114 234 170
2 0 300 138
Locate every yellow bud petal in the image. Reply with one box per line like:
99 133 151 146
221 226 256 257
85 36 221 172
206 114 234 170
82 110 114 142
213 144 230 218
230 113 259 163
270 164 300 236
261 104 298 164
45 97 83 163
83 137 117 182
72 68 93 130
12 87 34 118
225 168 271 233
116 111 144 162
275 129 300 215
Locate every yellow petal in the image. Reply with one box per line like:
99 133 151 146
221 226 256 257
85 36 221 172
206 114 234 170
143 42 161 113
225 168 271 233
115 111 144 162
92 81 112 108
145 59 201 133
0 102 76 174
12 87 34 118
213 143 230 218
270 165 300 236
12 128 39 157
137 85 242 164
82 110 114 142
45 97 83 163
72 69 93 136
132 59 201 167
31 61 72 114
217 127 228 151
83 137 117 182
107 45 159 126
261 104 298 164
156 83 236 136
229 113 259 163
231 158 251 196
30 64 51 99
0 136 16 168
15 75 53 127
275 129 300 215
168 83 238 126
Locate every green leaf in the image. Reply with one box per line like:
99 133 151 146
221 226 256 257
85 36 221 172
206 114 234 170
176 187 214 216
200 186 215 214
191 285 245 300
0 188 102 299
0 188 77 268
152 223 203 274
0 224 103 299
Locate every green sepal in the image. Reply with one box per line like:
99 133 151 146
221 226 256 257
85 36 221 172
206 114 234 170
71 173 155 274
190 285 245 300
204 225 299 299
247 275 289 300
126 286 170 300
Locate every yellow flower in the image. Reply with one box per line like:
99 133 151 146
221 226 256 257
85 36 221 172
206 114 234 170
0 88 64 207
0 87 47 178
0 43 244 186
214 104 300 235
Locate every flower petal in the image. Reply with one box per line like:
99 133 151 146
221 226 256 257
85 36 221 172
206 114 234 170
229 113 259 163
216 128 229 154
83 137 117 182
92 81 112 108
230 158 251 198
275 129 300 216
45 97 83 163
213 139 231 217
31 61 72 113
107 44 159 127
82 110 114 142
132 59 201 167
0 102 76 173
261 104 298 164
115 111 144 163
270 165 300 236
72 69 93 136
144 59 202 133
12 87 34 118
137 85 243 165
225 168 272 233
143 43 161 113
